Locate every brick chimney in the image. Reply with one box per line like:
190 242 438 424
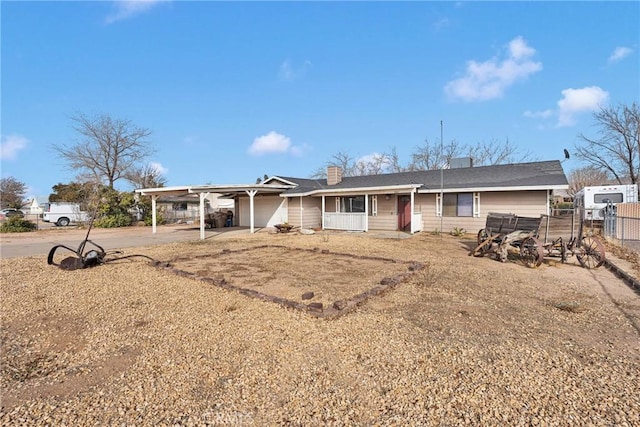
327 166 343 185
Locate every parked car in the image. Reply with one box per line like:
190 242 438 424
0 208 25 219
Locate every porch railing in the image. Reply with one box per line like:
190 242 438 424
324 212 367 231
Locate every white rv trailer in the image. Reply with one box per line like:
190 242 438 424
574 184 638 220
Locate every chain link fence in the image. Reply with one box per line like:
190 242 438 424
602 209 640 250
549 206 640 249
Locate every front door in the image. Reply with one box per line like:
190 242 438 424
398 196 411 231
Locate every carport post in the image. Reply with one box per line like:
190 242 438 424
247 189 257 233
199 192 209 240
364 193 369 232
152 195 158 234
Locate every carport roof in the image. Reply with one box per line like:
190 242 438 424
134 183 294 198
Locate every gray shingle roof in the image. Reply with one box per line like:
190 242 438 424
277 161 568 195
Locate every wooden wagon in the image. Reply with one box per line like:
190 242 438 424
471 211 606 269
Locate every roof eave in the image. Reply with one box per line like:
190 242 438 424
418 184 569 193
284 183 422 197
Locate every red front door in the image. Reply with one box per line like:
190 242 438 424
398 196 411 231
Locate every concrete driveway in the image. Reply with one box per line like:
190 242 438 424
0 225 250 259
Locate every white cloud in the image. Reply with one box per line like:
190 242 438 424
0 134 29 161
248 131 292 156
105 0 168 24
608 46 633 64
444 36 542 102
557 86 609 127
278 59 312 80
149 161 168 175
432 17 450 31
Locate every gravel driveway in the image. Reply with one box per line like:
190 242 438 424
1 231 639 425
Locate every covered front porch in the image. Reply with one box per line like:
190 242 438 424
316 187 423 234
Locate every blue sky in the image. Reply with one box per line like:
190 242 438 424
2 1 639 199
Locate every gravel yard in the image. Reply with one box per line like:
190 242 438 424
1 231 639 425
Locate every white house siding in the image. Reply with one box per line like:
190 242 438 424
419 190 549 234
238 196 288 228
368 195 398 231
287 197 322 229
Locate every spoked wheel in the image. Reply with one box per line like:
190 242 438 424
520 237 544 268
576 236 606 269
560 242 569 263
475 229 492 256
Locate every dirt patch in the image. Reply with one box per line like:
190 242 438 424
1 315 139 409
163 244 425 317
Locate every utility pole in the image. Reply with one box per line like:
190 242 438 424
440 120 444 238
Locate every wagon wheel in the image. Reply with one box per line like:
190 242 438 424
474 229 492 256
560 241 569 263
576 236 606 269
520 236 544 268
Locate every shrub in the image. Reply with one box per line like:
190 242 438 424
144 213 165 226
94 213 132 228
0 218 37 233
450 227 466 237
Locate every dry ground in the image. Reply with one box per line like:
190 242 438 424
1 230 639 425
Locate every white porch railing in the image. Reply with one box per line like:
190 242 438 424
324 212 367 231
411 212 423 233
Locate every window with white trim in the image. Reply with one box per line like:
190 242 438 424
444 193 470 217
368 195 377 217
335 196 365 213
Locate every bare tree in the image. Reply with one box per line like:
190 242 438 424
466 138 535 166
313 137 535 178
125 163 167 189
574 102 640 185
566 166 611 197
310 151 358 178
54 113 154 188
0 176 27 208
408 139 462 170
354 153 390 176
386 147 407 173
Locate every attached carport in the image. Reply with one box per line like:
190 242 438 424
135 183 294 240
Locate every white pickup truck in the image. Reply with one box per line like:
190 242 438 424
42 202 90 226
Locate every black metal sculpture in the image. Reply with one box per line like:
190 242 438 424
47 204 154 270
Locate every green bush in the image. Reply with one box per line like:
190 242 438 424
555 202 574 210
143 214 164 226
0 218 37 233
93 213 132 228
449 226 466 237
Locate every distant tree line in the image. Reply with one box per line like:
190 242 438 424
311 138 536 179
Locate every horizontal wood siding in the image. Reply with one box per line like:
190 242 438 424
368 196 397 231
419 190 549 235
302 198 322 229
287 197 322 229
